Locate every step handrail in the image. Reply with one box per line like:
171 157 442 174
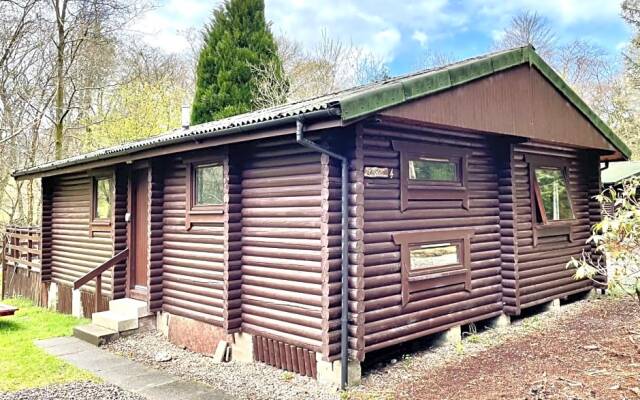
73 248 129 312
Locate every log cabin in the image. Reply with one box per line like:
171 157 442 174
3 46 630 388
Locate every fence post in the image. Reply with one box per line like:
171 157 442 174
95 274 102 313
1 234 5 300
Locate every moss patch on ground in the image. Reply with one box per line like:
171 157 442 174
0 297 96 392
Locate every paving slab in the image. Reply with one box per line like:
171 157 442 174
36 337 233 400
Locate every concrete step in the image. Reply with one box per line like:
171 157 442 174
92 310 138 332
73 324 119 346
108 298 149 318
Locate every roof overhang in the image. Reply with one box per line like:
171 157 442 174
14 108 342 181
14 45 631 180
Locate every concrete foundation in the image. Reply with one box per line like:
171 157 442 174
47 282 58 310
433 325 462 347
488 313 511 329
542 298 561 312
231 332 254 363
585 288 599 300
315 354 361 388
71 288 83 318
156 311 170 337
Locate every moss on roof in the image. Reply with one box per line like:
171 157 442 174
14 45 630 179
339 45 630 159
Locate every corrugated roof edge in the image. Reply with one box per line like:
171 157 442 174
339 45 631 159
14 45 631 179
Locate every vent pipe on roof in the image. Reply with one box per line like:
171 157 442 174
181 104 190 129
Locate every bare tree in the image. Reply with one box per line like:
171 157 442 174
253 30 390 108
494 10 556 58
48 0 150 159
416 47 457 70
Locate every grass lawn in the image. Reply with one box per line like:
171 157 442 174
0 297 96 392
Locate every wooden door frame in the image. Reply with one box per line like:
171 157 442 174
126 162 151 301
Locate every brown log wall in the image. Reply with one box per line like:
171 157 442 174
497 143 520 314
512 143 597 310
225 152 242 332
348 127 366 361
41 177 53 282
359 122 504 353
161 156 226 326
112 168 128 299
149 165 165 312
50 173 114 294
239 137 328 356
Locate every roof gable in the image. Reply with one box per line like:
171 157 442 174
379 64 615 153
13 46 630 179
339 46 629 159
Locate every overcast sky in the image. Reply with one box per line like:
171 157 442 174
131 0 632 75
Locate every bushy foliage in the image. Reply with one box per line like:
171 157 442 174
191 0 284 124
82 78 188 150
567 177 640 304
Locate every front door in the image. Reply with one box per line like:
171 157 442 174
129 168 149 300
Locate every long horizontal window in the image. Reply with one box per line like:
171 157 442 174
409 157 459 183
409 242 460 271
393 228 473 306
392 141 471 211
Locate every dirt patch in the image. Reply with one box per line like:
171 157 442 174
351 296 640 400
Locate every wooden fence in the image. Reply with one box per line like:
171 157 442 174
1 226 43 302
2 226 41 272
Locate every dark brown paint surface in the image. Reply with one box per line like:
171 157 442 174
131 168 150 293
381 65 615 153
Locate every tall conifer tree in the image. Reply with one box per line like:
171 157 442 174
191 0 283 124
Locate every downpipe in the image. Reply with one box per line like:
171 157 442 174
295 118 349 390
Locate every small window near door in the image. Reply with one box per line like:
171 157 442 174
93 177 113 220
533 167 574 222
90 174 114 235
184 154 226 229
194 163 223 206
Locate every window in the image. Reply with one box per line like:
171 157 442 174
392 141 470 211
89 173 114 234
410 242 460 271
194 163 223 206
409 157 459 183
533 168 574 222
94 177 113 220
393 228 473 306
527 154 575 246
184 154 226 229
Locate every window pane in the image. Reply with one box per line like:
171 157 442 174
409 157 458 182
410 242 460 271
195 164 223 206
534 167 574 221
94 177 112 220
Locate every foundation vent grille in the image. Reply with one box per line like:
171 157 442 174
253 335 317 378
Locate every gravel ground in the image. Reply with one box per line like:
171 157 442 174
105 332 341 400
351 294 640 399
0 382 145 400
104 294 608 400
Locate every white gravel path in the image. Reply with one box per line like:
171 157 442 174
0 382 145 400
105 332 341 400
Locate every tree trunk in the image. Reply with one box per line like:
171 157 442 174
54 0 65 160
